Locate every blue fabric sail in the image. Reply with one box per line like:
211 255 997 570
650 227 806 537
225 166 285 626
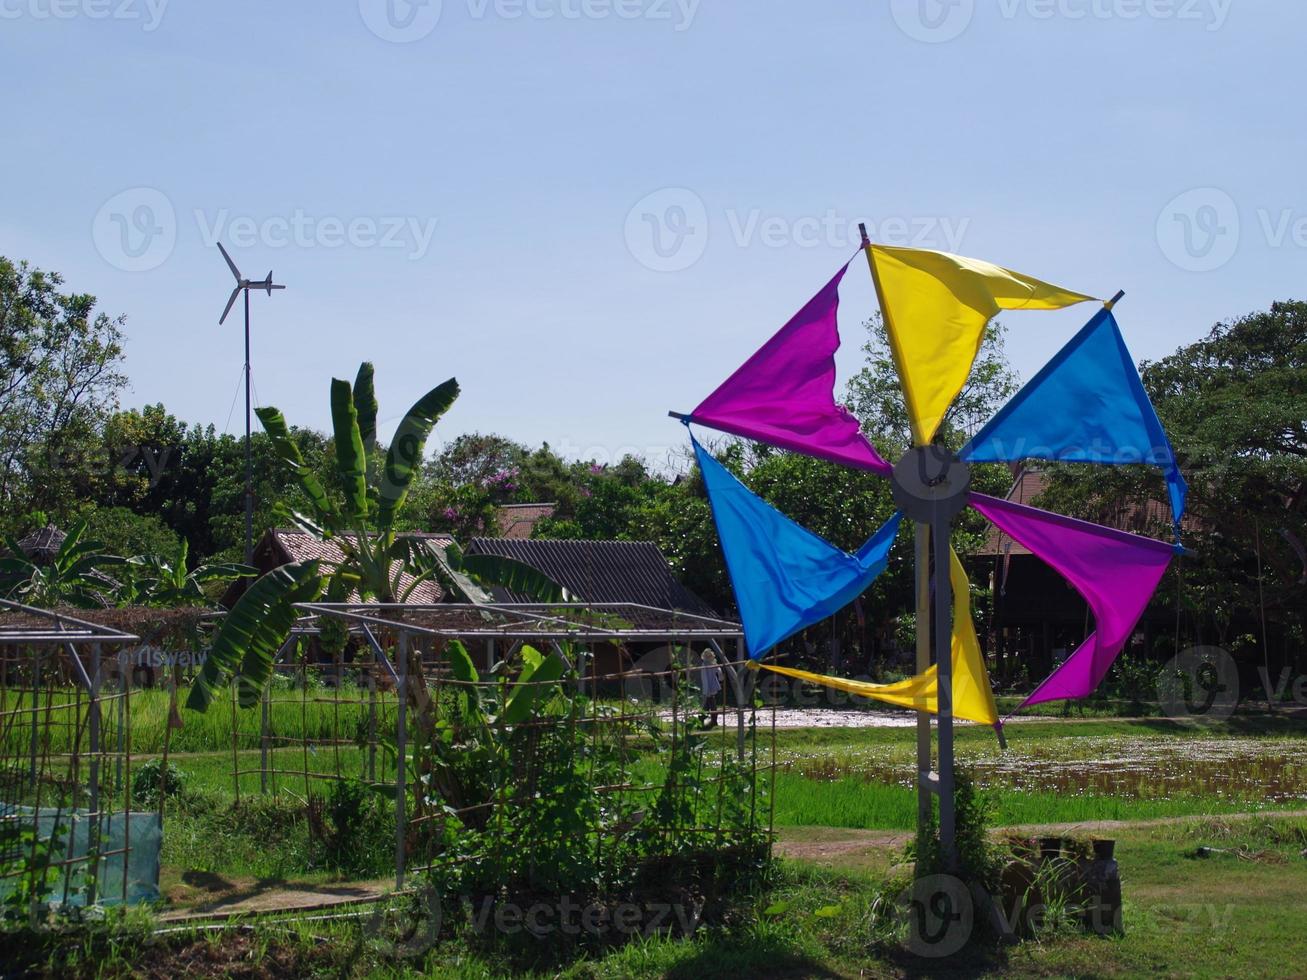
692 436 902 658
962 308 1187 529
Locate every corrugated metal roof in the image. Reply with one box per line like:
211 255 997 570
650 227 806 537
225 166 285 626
463 537 717 616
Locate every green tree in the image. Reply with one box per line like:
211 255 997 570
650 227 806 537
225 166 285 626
0 257 127 520
1040 301 1307 664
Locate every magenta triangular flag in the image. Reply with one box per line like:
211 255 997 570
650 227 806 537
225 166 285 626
969 493 1175 710
690 264 891 475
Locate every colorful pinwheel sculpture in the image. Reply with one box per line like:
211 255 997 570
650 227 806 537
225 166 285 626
672 237 1186 866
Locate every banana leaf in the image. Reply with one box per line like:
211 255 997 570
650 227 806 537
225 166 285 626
256 406 338 526
377 378 459 530
330 378 369 523
459 554 575 604
187 560 322 712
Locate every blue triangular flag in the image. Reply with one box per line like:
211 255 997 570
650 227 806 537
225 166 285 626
692 436 902 658
962 308 1187 529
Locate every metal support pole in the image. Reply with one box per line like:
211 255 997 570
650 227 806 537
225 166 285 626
28 648 39 787
243 287 254 566
736 639 748 762
87 643 102 906
932 514 957 872
915 522 932 839
260 681 270 795
395 631 408 890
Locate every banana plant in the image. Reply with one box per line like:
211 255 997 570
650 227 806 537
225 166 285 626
0 520 126 609
187 364 459 712
123 538 256 607
257 362 460 605
406 539 577 605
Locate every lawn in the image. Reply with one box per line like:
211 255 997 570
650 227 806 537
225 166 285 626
6 710 1307 975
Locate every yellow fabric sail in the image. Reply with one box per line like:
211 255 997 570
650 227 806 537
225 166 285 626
866 245 1097 445
761 548 999 726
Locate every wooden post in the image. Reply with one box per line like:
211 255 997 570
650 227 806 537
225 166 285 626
395 630 408 890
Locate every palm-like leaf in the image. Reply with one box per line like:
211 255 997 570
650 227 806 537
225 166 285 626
459 554 575 604
354 362 379 457
187 560 323 712
499 647 567 725
256 406 339 527
330 378 370 523
377 378 459 531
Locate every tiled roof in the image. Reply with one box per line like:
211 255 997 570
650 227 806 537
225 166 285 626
494 503 557 540
266 529 454 603
462 537 717 616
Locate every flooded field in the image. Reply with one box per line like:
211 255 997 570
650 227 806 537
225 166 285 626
780 735 1307 804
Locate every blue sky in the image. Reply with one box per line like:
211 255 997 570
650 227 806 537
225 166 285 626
2 0 1302 472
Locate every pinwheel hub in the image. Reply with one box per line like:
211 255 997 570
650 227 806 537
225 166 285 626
890 445 971 523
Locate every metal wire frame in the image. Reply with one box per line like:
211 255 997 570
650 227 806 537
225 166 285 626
0 601 140 920
258 603 765 893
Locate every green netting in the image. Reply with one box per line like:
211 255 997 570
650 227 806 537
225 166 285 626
0 805 161 907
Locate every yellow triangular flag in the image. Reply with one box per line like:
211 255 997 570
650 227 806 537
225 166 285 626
761 548 998 726
867 245 1097 444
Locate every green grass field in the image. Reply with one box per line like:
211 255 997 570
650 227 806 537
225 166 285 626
6 699 1307 976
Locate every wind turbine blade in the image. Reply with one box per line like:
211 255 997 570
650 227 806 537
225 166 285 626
216 241 241 282
264 271 274 295
219 286 241 325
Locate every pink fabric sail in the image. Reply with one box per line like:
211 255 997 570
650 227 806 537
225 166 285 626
691 264 891 475
969 493 1175 710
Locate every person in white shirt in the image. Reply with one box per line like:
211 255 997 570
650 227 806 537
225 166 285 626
697 649 723 728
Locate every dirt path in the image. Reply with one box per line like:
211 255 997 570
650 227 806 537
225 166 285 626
159 874 395 921
774 808 1307 864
